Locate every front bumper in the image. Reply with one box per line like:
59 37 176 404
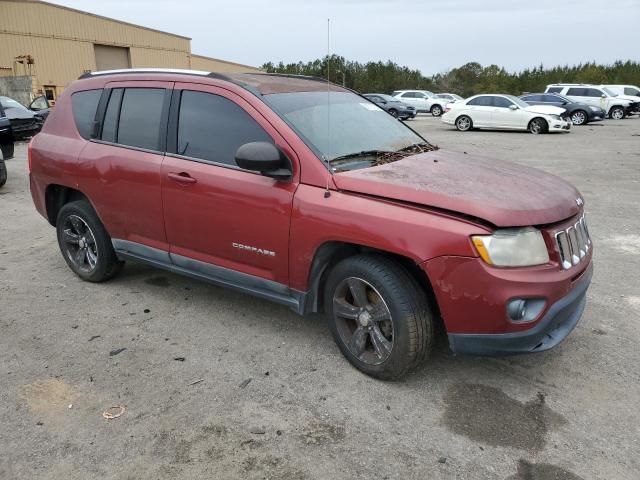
447 263 592 355
549 118 571 131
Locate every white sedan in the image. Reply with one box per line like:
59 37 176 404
442 94 571 134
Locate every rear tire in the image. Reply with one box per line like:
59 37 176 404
570 110 588 125
56 200 123 282
0 159 6 187
324 255 434 380
455 115 472 131
431 104 443 117
529 117 548 134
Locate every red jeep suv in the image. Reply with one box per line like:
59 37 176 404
29 70 593 379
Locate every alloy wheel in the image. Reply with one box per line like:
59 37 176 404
61 215 99 273
611 108 624 120
571 111 587 125
530 119 544 134
332 277 394 365
456 116 471 131
432 106 442 116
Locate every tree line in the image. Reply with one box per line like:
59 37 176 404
261 56 640 97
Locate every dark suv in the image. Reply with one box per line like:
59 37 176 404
29 70 593 379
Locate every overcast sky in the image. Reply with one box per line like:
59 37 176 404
53 0 639 75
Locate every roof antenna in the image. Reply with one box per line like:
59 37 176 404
324 17 332 199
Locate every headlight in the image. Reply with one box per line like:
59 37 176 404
550 115 562 121
472 227 549 267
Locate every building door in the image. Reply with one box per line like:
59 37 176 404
94 44 131 71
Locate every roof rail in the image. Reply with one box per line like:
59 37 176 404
78 68 231 80
248 72 327 83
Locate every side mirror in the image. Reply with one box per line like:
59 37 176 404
601 94 606 98
509 104 518 110
235 142 292 181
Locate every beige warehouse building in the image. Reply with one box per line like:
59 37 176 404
0 0 261 103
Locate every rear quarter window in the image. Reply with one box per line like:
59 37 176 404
547 87 563 93
71 89 102 139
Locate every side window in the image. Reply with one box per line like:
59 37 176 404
101 88 123 143
401 92 414 98
522 95 540 102
71 89 102 139
585 88 603 97
492 97 513 108
566 88 584 96
542 95 560 103
177 90 272 167
547 87 563 93
467 96 487 106
117 88 165 151
624 87 639 96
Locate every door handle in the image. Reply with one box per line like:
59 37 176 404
167 172 197 185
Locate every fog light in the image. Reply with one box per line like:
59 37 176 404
507 298 546 323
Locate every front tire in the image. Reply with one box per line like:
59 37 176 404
431 104 443 117
388 108 399 118
455 115 472 131
529 117 548 134
570 110 588 125
56 200 123 282
609 106 625 120
324 255 434 380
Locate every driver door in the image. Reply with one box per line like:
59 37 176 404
491 96 527 128
161 84 299 286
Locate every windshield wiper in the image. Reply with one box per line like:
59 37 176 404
328 150 394 163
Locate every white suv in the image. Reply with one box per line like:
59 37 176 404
391 90 446 116
599 85 640 115
545 84 633 120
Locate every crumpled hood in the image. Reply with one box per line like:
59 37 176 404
524 104 566 115
333 150 582 227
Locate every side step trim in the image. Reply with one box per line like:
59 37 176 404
112 239 307 314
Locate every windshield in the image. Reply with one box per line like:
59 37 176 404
264 91 426 164
602 87 618 97
376 94 398 102
505 95 530 108
0 96 29 112
451 94 464 100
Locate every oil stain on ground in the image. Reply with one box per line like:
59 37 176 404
144 276 171 287
506 459 584 480
442 383 566 451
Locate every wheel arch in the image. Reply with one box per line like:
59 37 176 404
45 184 90 226
303 241 441 320
528 116 548 131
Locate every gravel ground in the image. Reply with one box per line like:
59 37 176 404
1 116 639 480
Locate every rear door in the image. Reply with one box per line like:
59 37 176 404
465 96 493 126
77 81 172 253
161 83 298 286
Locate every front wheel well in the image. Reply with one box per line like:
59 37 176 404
45 184 88 226
305 241 441 321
